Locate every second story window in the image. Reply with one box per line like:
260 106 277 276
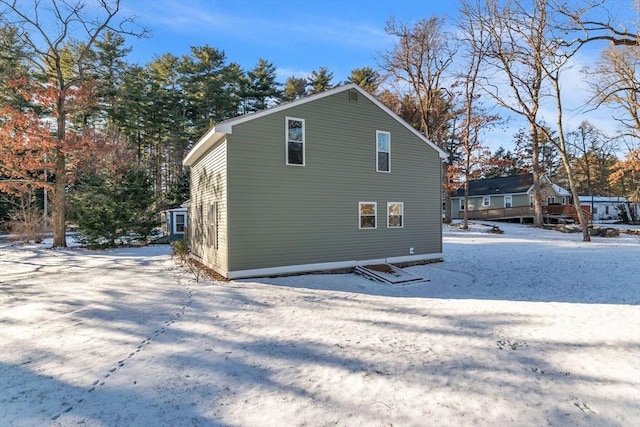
286 117 305 166
376 131 390 172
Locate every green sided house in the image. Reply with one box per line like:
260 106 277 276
450 173 589 223
183 84 446 279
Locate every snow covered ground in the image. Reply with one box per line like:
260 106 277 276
1 222 639 426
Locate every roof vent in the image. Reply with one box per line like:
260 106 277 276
349 89 358 102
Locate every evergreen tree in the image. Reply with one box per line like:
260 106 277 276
245 58 281 112
347 67 382 94
282 76 308 101
484 147 526 178
70 151 158 248
308 67 334 94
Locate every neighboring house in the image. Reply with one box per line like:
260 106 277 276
159 204 188 242
183 83 446 279
450 173 584 223
579 196 639 222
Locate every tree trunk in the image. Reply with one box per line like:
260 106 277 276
560 151 591 241
442 164 452 224
52 148 67 247
530 122 544 227
463 181 469 230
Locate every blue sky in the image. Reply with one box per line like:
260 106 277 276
123 0 458 82
119 0 636 152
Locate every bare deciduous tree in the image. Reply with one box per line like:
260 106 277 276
464 0 549 226
378 16 459 222
584 44 640 141
379 16 458 143
557 0 639 47
0 0 146 247
456 0 502 230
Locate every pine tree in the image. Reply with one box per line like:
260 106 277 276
246 58 281 112
307 67 334 94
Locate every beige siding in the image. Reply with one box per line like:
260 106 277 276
188 139 228 273
225 90 442 272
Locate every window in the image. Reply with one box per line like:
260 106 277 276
547 197 555 204
387 202 403 228
359 202 376 229
174 213 186 233
482 196 490 207
207 202 218 249
376 131 390 172
504 195 512 209
286 117 304 165
460 199 465 211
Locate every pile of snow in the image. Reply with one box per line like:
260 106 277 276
1 222 638 426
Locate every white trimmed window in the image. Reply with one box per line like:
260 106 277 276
286 117 305 166
359 202 377 229
376 131 390 172
482 195 490 207
504 195 512 209
387 202 403 228
207 202 218 249
459 199 465 211
174 213 186 233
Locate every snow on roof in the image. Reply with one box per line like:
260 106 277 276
578 195 628 203
550 182 571 196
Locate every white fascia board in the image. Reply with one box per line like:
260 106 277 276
183 128 226 166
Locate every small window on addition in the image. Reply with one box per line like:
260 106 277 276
175 213 186 233
359 202 377 229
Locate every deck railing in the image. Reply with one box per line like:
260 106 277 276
458 204 592 223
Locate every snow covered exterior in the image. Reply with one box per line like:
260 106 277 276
183 84 446 279
450 174 572 221
579 196 639 222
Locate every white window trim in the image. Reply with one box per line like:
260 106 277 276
504 195 513 209
482 195 490 207
286 117 305 166
387 202 404 228
376 130 391 173
173 212 186 234
359 201 377 229
459 198 465 211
